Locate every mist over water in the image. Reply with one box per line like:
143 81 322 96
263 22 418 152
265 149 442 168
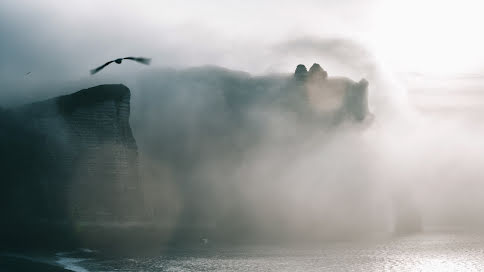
124 53 483 239
3 38 484 238
5 1 484 271
69 233 484 272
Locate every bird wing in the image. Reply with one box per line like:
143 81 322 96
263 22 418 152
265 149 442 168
123 57 151 65
90 60 114 75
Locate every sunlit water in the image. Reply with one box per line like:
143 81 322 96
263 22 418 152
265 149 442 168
62 233 484 272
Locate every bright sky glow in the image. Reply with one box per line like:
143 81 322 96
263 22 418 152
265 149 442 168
370 0 484 76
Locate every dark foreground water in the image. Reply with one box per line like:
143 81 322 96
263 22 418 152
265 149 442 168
7 232 484 271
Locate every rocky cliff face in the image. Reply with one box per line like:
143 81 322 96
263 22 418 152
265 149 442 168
298 63 370 121
0 66 376 246
132 65 376 240
1 84 143 222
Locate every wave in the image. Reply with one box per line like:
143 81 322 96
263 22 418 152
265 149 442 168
0 253 69 271
56 249 97 272
56 256 90 272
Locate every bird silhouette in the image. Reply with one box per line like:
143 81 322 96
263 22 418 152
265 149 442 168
90 57 151 74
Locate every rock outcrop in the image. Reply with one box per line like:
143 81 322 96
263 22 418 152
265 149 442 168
301 63 370 121
308 63 328 80
133 65 374 240
294 64 308 81
0 66 374 248
1 84 143 222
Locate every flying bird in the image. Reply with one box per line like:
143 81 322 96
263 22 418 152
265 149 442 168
90 57 151 74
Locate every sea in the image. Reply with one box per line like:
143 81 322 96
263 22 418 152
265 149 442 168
7 232 484 271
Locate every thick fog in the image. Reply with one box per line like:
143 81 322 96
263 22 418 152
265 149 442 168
3 0 484 241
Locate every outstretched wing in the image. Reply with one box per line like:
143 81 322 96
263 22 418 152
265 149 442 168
123 57 151 65
90 60 114 75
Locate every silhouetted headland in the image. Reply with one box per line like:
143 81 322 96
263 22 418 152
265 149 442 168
1 84 143 251
0 65 420 254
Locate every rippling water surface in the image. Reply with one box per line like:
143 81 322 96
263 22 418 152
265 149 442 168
73 233 484 272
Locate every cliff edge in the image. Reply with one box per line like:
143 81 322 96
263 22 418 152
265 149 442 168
1 84 143 225
296 63 370 121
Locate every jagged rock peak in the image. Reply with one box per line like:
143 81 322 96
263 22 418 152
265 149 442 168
309 63 328 80
294 64 308 80
358 78 369 88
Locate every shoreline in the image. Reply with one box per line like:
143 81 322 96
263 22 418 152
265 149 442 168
0 255 71 272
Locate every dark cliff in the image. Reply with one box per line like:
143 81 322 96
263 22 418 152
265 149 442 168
0 66 377 248
0 84 143 225
299 63 369 121
133 64 374 241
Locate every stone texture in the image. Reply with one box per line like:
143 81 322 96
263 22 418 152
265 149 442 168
9 84 143 221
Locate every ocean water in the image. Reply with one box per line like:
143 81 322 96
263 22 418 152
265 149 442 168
58 232 484 272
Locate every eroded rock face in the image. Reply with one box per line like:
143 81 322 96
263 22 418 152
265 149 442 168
294 64 308 81
133 66 376 241
308 63 328 80
346 79 369 121
2 84 143 222
300 63 370 121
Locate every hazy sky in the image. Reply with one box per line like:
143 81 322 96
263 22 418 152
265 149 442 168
2 0 484 107
3 0 484 74
3 0 484 233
